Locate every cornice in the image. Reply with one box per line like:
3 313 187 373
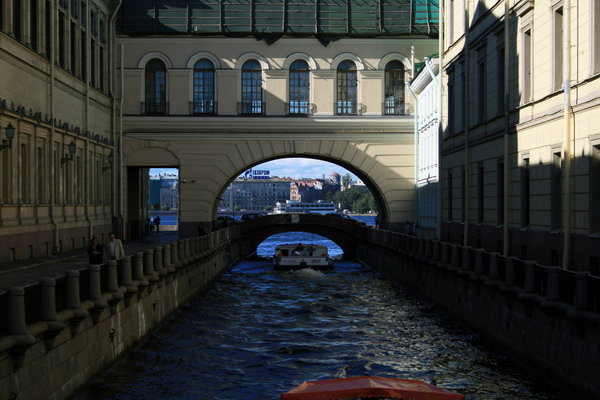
122 116 414 137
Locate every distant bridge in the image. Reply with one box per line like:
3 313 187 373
236 213 363 259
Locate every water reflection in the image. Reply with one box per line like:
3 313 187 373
77 257 576 400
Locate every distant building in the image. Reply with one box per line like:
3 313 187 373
149 174 179 210
219 179 290 212
290 179 339 202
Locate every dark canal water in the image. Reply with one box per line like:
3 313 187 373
77 229 576 400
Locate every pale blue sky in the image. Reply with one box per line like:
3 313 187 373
150 158 359 180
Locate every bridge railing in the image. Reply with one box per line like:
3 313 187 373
0 227 236 363
359 228 600 318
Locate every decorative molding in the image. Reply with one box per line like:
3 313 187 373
137 52 174 69
282 52 318 70
186 52 222 69
330 53 365 70
378 52 412 70
234 52 270 70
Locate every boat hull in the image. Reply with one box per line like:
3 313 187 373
272 256 333 271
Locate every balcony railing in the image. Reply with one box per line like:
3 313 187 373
238 100 265 116
335 102 366 116
384 99 407 115
141 102 169 116
189 100 217 115
286 102 316 116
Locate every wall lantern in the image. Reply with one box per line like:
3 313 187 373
0 123 15 151
61 141 76 163
102 151 114 171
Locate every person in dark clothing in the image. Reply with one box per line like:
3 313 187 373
87 237 104 265
197 223 206 237
154 216 161 232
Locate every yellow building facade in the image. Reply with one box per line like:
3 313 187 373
0 0 119 262
440 0 600 271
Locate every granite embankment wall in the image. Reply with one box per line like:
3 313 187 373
357 227 600 399
0 227 239 400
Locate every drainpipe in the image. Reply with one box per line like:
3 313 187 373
411 46 415 79
463 20 471 247
437 0 444 240
407 82 419 231
562 0 572 269
503 0 510 256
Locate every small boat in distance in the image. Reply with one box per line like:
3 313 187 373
280 376 465 400
273 243 333 270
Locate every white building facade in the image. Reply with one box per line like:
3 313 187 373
409 58 440 237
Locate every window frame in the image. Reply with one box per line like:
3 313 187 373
336 60 358 115
288 59 311 115
384 60 405 115
192 59 216 115
144 58 168 115
240 59 264 115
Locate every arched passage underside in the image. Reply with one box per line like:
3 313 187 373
236 214 361 259
123 128 415 235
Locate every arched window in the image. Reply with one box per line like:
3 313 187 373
289 59 310 115
384 60 405 115
144 59 167 115
241 60 263 115
193 59 215 114
336 60 357 115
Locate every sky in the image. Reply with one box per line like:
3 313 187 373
150 158 359 180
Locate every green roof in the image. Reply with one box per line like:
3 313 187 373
118 0 439 40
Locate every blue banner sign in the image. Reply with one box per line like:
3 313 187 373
243 169 270 180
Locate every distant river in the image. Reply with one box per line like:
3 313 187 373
77 229 576 400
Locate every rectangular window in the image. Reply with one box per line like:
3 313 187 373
58 11 65 68
590 145 600 233
551 151 562 230
70 21 77 74
13 0 22 41
460 61 465 130
45 0 51 59
76 154 81 203
70 0 77 19
99 46 104 91
595 0 600 73
1 139 10 203
81 30 86 81
54 147 59 202
461 165 466 222
20 143 28 203
523 28 532 103
497 159 504 225
447 170 453 221
497 43 505 115
90 39 96 87
37 146 44 203
80 0 85 27
521 157 530 227
99 16 105 43
553 7 563 91
477 48 486 123
447 68 454 135
477 163 484 223
30 0 38 50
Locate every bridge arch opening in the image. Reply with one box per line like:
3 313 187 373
214 156 385 227
257 232 344 258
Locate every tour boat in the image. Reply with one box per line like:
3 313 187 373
273 200 338 214
281 376 465 400
272 243 333 270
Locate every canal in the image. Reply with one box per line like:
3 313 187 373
77 230 576 400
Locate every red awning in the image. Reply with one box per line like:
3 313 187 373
281 376 465 400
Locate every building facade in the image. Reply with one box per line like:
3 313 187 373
440 0 600 271
117 1 439 235
0 0 119 262
409 57 440 238
219 179 291 212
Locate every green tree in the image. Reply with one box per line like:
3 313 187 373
341 173 352 190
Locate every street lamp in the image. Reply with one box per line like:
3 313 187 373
0 123 15 151
102 151 114 171
61 141 76 164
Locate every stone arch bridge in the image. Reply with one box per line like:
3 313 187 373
235 213 363 259
122 129 414 239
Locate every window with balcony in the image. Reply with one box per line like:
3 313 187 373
384 60 405 115
144 59 167 115
288 60 310 115
192 59 215 115
241 60 263 115
336 60 357 115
